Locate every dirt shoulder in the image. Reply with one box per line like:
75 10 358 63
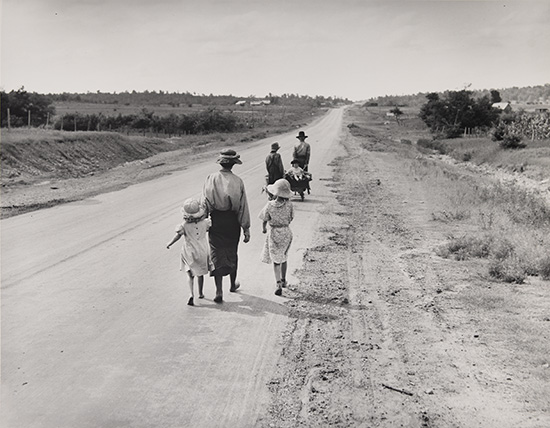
259 114 550 427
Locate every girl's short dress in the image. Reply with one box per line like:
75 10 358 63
175 218 212 276
259 199 294 264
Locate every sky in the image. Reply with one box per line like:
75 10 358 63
1 0 549 101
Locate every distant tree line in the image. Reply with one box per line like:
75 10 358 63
49 90 350 108
1 88 56 127
418 89 550 147
366 84 550 108
53 108 242 135
1 88 351 132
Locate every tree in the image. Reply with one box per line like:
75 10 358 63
490 90 502 103
1 88 56 127
390 106 404 124
419 90 500 138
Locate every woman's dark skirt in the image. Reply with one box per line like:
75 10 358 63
209 210 241 277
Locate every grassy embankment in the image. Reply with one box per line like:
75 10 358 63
349 105 550 283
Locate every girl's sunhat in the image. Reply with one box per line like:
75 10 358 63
182 198 205 220
267 178 292 199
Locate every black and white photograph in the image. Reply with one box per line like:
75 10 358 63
1 1 549 427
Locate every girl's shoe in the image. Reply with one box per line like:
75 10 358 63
198 294 205 299
187 297 194 306
214 295 223 303
275 281 283 296
281 279 287 288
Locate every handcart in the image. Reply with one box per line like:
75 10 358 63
284 172 312 201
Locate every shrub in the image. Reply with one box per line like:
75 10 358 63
499 133 525 149
538 256 550 280
488 256 526 283
436 234 493 260
417 138 447 154
492 121 525 149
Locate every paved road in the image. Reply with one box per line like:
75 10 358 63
1 107 345 428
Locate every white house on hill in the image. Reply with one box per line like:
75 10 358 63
492 102 512 113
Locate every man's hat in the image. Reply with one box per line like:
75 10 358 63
271 142 280 151
296 131 308 139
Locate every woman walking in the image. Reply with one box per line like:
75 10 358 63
259 178 294 296
202 149 250 303
166 198 212 306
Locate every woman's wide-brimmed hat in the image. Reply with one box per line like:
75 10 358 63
216 148 242 165
182 198 205 219
267 178 292 199
296 131 308 139
271 142 280 151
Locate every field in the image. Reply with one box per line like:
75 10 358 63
51 100 324 132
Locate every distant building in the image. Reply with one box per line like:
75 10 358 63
250 99 271 106
492 102 512 113
235 100 247 106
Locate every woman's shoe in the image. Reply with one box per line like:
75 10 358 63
187 297 194 306
281 279 287 288
198 294 205 299
214 295 223 303
230 281 240 292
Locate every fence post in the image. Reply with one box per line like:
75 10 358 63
7 108 11 130
28 110 31 127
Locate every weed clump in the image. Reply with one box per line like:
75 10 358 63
417 138 447 154
436 234 495 260
488 256 526 284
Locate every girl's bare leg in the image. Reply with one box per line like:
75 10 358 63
273 263 283 295
281 262 288 287
187 271 195 306
198 276 204 298
273 263 282 282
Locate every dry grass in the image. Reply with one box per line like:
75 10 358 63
403 150 550 283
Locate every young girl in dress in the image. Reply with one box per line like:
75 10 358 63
167 198 212 306
259 179 294 296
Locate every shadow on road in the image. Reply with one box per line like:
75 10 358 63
200 292 289 318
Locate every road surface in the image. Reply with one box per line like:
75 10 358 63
1 108 345 427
